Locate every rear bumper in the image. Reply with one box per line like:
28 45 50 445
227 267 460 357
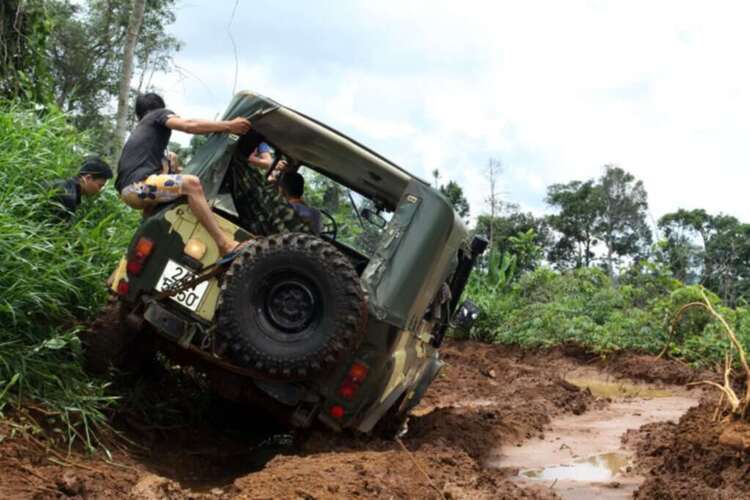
144 299 197 346
143 300 325 426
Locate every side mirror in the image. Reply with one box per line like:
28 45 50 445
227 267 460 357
452 300 481 331
361 208 387 229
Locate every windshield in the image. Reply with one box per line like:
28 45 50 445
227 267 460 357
300 167 392 257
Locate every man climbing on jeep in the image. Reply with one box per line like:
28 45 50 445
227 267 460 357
115 93 252 255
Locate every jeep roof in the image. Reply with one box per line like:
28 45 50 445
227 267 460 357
187 91 426 211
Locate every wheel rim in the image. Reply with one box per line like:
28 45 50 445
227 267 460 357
261 273 320 335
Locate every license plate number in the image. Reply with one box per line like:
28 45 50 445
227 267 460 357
155 259 209 312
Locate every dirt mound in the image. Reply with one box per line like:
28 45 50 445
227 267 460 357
628 402 750 499
606 353 700 385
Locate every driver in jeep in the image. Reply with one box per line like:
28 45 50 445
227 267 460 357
116 93 252 255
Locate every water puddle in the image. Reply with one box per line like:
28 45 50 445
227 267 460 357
489 373 700 499
566 377 674 399
521 452 630 482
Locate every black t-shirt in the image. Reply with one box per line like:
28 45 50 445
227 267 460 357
115 108 175 192
51 177 81 217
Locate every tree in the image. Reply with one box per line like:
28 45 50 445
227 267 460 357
0 0 52 102
431 169 440 188
475 202 551 273
659 209 750 305
657 208 711 283
545 165 652 275
595 165 652 278
439 180 470 220
485 158 502 253
45 0 180 152
115 0 147 151
545 180 601 269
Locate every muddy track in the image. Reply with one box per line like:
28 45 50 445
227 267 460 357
0 341 741 499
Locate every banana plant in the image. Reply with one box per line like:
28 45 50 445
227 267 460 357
486 249 518 292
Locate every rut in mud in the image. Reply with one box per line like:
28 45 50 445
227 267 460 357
0 340 741 499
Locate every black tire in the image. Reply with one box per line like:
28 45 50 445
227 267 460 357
80 297 155 375
217 232 367 379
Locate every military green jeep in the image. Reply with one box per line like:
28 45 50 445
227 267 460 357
87 91 486 435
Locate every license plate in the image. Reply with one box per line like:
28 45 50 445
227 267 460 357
155 259 209 312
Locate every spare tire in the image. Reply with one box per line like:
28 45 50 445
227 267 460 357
217 232 367 379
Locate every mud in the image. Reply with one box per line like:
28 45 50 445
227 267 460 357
0 340 738 499
626 402 750 499
493 370 700 499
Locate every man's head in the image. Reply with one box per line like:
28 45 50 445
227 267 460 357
135 92 166 121
278 171 305 199
78 156 113 196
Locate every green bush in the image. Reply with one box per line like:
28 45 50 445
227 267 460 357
0 103 137 449
463 265 750 367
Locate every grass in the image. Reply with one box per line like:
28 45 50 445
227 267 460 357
462 265 750 368
0 102 138 451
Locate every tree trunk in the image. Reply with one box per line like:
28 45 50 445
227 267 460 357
114 0 146 153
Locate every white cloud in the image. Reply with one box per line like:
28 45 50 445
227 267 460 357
149 0 750 223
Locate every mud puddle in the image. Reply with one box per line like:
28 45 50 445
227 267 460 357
520 452 630 481
488 371 701 500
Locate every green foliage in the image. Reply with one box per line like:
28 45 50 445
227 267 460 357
463 264 750 367
0 103 138 449
0 0 53 102
658 208 750 306
546 179 600 268
46 0 180 152
439 180 470 220
545 165 651 274
486 251 517 292
475 203 551 273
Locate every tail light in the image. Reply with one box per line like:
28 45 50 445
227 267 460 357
329 405 345 419
117 280 130 296
349 362 369 382
126 237 154 275
338 382 357 400
336 361 369 401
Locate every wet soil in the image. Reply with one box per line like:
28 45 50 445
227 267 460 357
494 369 701 499
0 340 740 499
626 402 750 499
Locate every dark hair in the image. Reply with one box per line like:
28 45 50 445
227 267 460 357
135 92 166 120
78 155 113 180
279 172 304 198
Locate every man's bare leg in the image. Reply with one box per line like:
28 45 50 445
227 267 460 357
181 175 240 255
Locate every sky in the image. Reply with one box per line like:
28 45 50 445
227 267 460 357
151 0 750 224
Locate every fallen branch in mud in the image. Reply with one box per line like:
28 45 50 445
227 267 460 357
675 289 750 420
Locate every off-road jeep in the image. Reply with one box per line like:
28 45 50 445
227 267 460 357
87 91 486 435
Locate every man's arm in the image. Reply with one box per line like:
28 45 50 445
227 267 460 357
165 116 251 135
248 151 273 170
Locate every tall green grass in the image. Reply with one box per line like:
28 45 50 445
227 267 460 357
0 103 138 450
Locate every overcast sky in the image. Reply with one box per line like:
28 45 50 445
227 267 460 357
152 0 750 223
